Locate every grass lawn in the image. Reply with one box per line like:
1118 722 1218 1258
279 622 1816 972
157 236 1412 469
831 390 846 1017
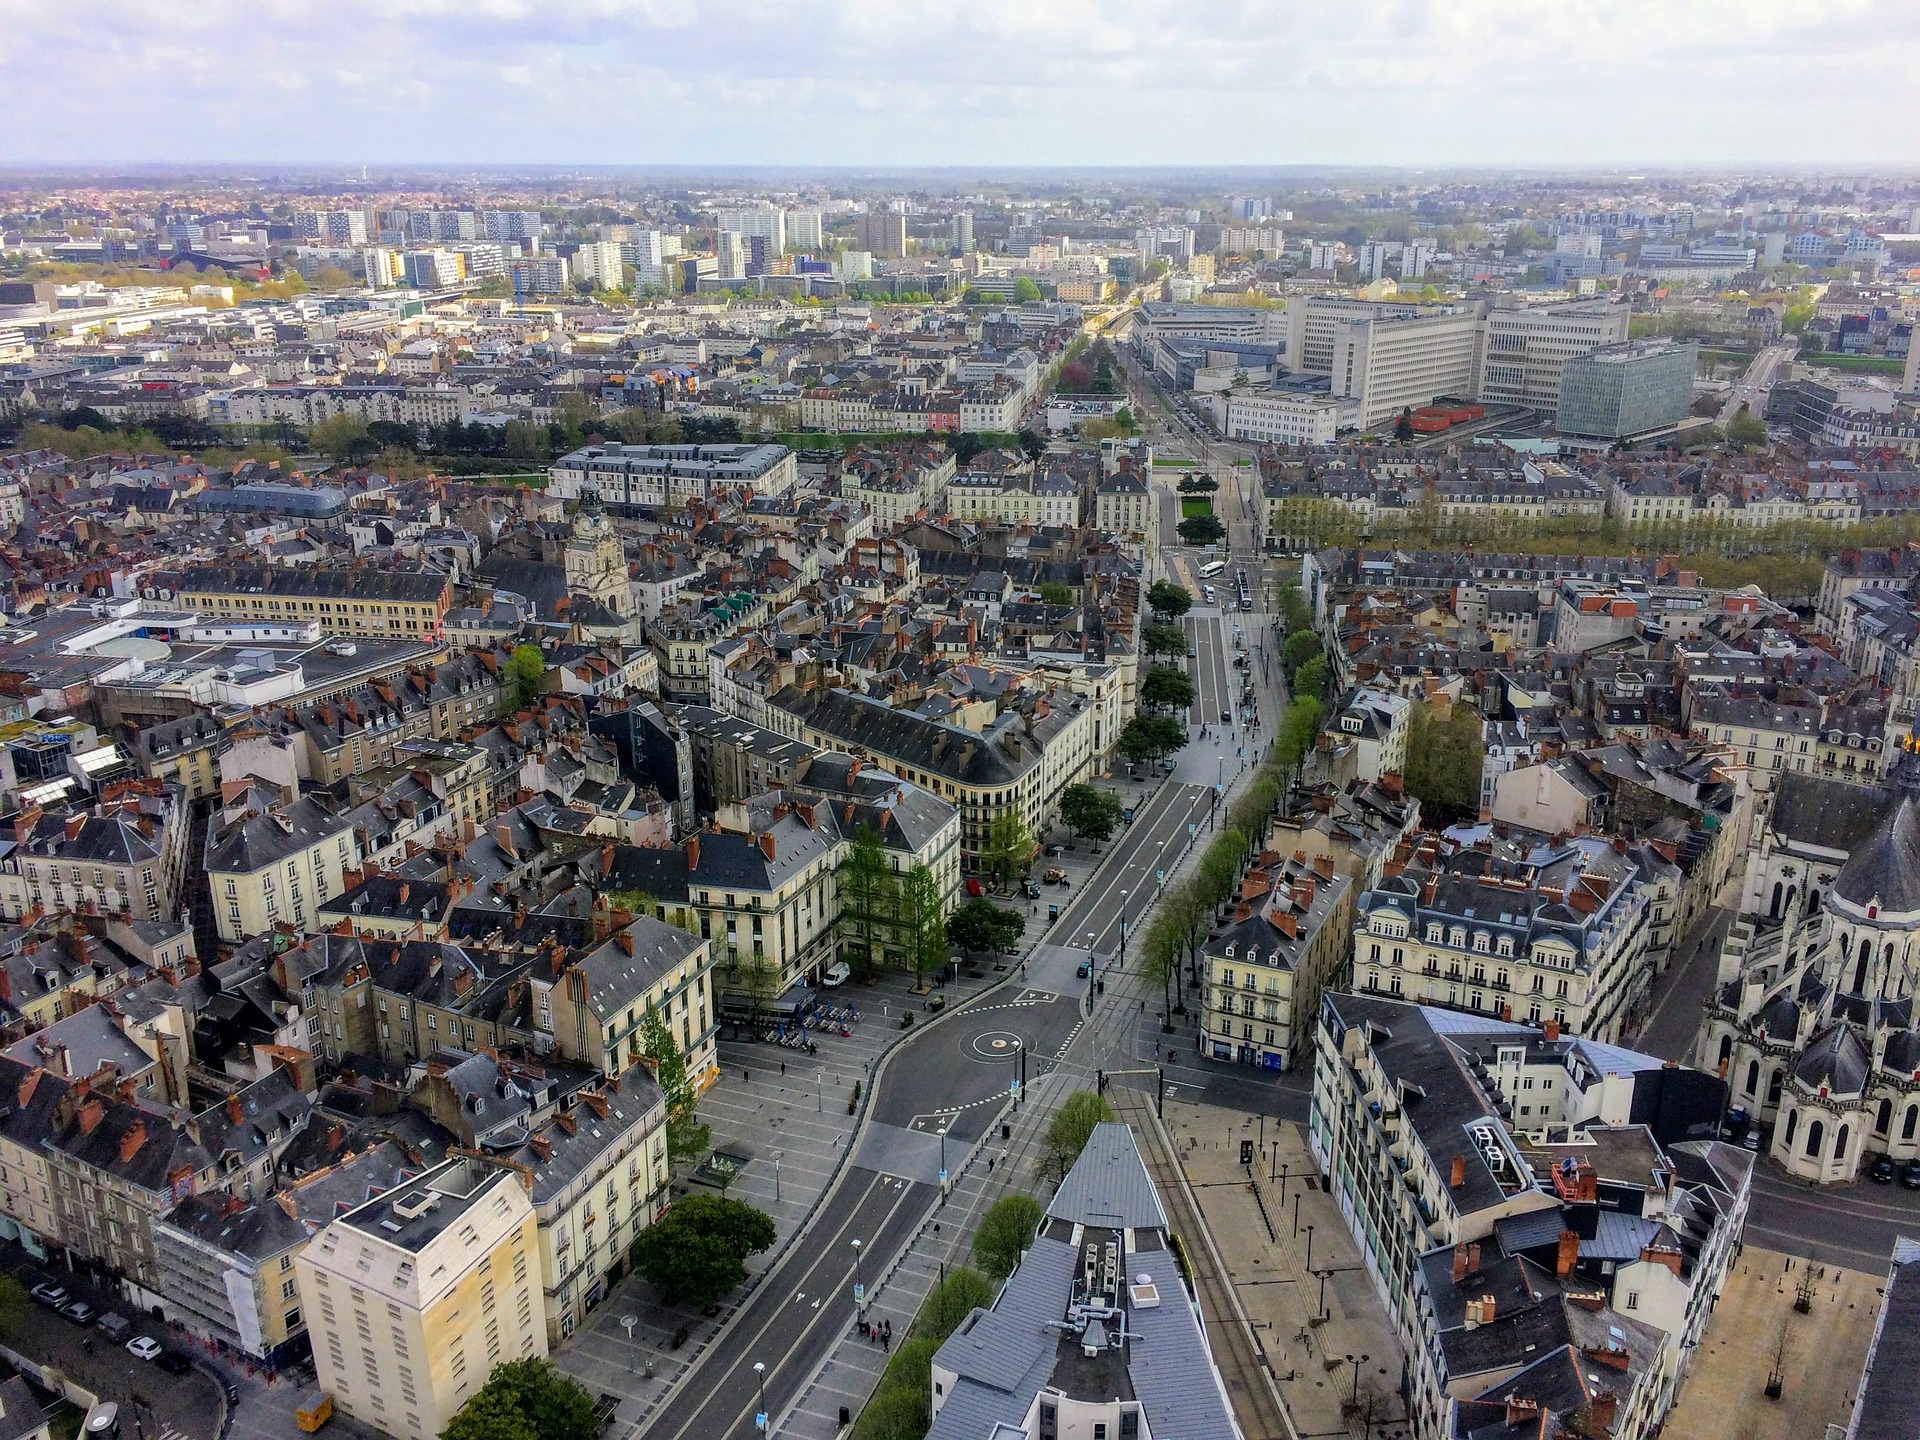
1807 351 1904 376
1180 497 1214 519
1151 456 1197 466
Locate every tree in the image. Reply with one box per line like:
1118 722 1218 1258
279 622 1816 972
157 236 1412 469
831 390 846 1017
1404 702 1485 825
839 823 896 977
1141 666 1196 714
1038 581 1075 606
502 643 547 714
1177 473 1219 494
971 1194 1044 1279
1014 277 1043 302
899 864 949 991
442 1360 598 1440
982 811 1035 890
629 1194 776 1308
733 948 781 1017
1728 405 1768 450
1142 622 1188 660
852 1342 937 1440
309 264 357 290
638 1006 709 1174
1275 695 1324 774
309 413 372 462
946 897 1026 955
1042 1090 1114 1182
916 1266 999 1345
1282 630 1323 679
1178 513 1227 546
1294 653 1329 701
1146 581 1192 621
1114 406 1136 432
1142 909 1185 1030
1394 407 1415 443
1059 784 1124 850
1116 714 1187 765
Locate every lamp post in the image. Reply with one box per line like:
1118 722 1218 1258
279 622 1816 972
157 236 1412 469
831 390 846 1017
1119 890 1129 968
1087 931 1097 1013
1348 1353 1369 1405
753 1361 767 1431
772 1150 782 1206
851 1238 864 1316
1305 1223 1315 1273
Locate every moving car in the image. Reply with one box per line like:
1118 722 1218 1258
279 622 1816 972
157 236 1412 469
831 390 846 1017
126 1337 163 1362
820 961 851 988
1220 710 1231 723
1075 961 1092 979
1186 645 1196 658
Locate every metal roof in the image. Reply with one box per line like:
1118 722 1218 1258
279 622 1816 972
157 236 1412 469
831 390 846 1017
1046 1122 1167 1232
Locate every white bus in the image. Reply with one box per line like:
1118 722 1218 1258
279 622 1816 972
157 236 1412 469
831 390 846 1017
1197 560 1228 580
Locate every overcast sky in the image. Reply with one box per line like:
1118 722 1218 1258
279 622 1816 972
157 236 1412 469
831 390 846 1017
3 0 1917 170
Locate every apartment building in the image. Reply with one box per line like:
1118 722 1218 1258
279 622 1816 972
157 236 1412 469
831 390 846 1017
540 914 717 1082
546 442 797 508
842 446 957 527
1328 688 1412 784
1199 852 1353 1069
154 1192 310 1363
946 471 1081 528
1311 992 1749 1440
133 714 226 801
1350 832 1652 1044
1093 468 1156 547
1223 390 1345 445
770 686 1103 870
0 782 191 926
173 565 453 641
1474 300 1632 421
203 781 361 943
1687 696 1821 792
297 1155 545 1440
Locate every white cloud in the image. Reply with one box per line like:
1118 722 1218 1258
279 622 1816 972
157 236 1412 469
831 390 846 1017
0 0 1914 164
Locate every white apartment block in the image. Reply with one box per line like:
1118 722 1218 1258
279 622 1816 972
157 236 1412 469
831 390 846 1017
1475 300 1633 421
1287 298 1484 431
571 242 624 291
298 1156 544 1440
716 206 786 252
1224 390 1345 445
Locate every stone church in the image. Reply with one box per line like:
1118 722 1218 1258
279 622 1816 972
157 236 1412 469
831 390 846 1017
1701 743 1920 1182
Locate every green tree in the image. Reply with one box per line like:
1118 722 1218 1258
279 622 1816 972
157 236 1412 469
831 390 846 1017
1013 277 1043 302
1141 666 1196 714
1728 405 1768 450
501 643 547 714
1142 907 1186 1029
1293 653 1329 702
1177 474 1219 494
309 413 373 462
982 811 1035 890
1142 622 1188 660
1038 581 1075 606
629 1195 775 1308
1041 1090 1114 1182
732 948 781 1018
851 1350 934 1440
1178 513 1226 546
441 1359 597 1440
839 822 896 977
916 1267 999 1343
1275 695 1324 774
1404 702 1484 825
899 864 949 991
1059 784 1124 850
1146 581 1192 621
971 1194 1044 1279
1394 407 1415 443
945 897 1026 954
1282 630 1323 679
1114 406 1136 432
1116 714 1187 765
639 1006 709 1175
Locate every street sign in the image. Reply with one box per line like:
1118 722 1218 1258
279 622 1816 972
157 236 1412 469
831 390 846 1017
854 1282 865 1306
1156 869 1164 883
939 1168 948 1185
756 1416 767 1432
1188 822 1196 839
1240 1139 1255 1165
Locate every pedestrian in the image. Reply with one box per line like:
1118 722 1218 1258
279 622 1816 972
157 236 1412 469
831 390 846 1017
744 1068 750 1083
885 1320 893 1341
988 1155 995 1173
780 1061 786 1075
882 1329 891 1353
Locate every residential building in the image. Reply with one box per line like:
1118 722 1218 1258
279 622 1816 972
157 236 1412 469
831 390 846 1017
204 781 361 943
1313 992 1749 1440
1328 687 1413 784
925 1122 1240 1440
1200 852 1353 1069
297 1155 545 1440
1847 1236 1920 1439
0 782 191 926
1223 390 1345 445
153 1191 310 1363
1093 467 1156 548
546 443 798 508
172 565 453 641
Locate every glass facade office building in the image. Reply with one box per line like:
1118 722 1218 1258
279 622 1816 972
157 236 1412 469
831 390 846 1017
1557 339 1698 441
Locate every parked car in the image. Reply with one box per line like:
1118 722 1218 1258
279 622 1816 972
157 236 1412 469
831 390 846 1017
1905 1160 1920 1191
126 1337 163 1362
820 961 851 988
1187 644 1196 658
1022 879 1041 899
1043 867 1069 884
30 1283 67 1309
1871 1155 1896 1183
59 1300 97 1327
154 1352 194 1376
1742 1128 1762 1151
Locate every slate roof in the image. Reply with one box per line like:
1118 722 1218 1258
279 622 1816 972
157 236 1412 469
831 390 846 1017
1832 788 1920 914
1852 1235 1920 1440
1046 1122 1167 1232
1793 1021 1872 1094
1769 772 1897 854
205 793 352 874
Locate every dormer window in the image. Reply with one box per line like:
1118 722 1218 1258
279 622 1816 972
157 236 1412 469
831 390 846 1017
1426 923 1442 943
1473 932 1490 953
1449 927 1466 949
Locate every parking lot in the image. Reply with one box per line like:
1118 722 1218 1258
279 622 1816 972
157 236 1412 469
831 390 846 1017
0 1244 219 1440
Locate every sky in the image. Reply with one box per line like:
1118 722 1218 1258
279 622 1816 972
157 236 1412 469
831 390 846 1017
3 0 1918 170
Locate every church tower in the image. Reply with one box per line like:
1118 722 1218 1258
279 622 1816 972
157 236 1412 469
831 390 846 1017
564 487 633 616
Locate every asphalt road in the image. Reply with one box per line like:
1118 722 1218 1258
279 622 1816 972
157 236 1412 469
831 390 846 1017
639 781 1218 1440
1718 341 1795 427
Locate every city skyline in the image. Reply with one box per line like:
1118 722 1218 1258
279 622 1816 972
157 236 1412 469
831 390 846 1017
4 0 1918 169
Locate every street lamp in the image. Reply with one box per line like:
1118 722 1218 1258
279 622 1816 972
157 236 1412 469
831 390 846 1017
1086 931 1097 1012
851 1238 864 1315
1119 890 1129 967
1305 1223 1315 1273
1348 1353 1370 1405
753 1361 767 1431
772 1150 782 1205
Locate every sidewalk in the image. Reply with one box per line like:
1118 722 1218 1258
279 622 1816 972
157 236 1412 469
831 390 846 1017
1161 1101 1409 1440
